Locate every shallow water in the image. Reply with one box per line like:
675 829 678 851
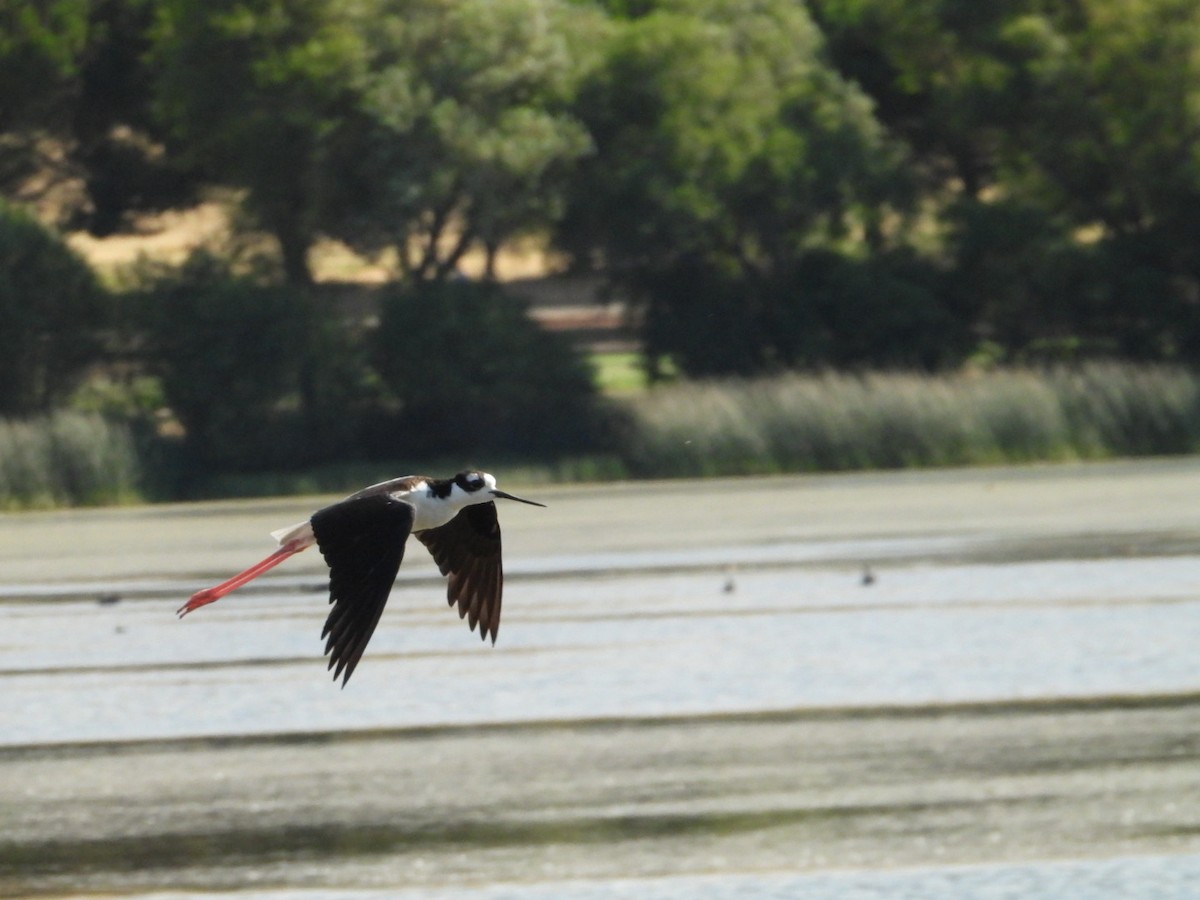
138 853 1200 900
4 461 1200 896
6 549 1200 747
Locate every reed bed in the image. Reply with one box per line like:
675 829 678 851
618 363 1200 478
5 363 1200 508
0 412 140 509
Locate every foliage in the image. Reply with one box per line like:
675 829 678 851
561 0 918 376
0 0 186 230
322 0 604 281
0 411 139 509
149 0 600 285
638 248 959 376
150 0 364 283
941 198 1092 358
1013 0 1200 238
74 0 194 235
1008 0 1200 361
134 252 309 471
8 0 1200 421
812 0 1200 369
372 280 602 456
616 363 1200 478
0 200 108 415
810 0 1038 199
0 0 89 135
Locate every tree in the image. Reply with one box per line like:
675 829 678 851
320 0 602 281
136 252 307 469
960 0 1200 360
560 0 921 375
0 199 107 415
810 0 1038 200
150 0 365 284
814 0 1200 364
372 280 600 455
149 0 602 285
73 0 194 236
0 0 91 192
1 0 189 233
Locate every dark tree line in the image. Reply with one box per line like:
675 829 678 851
3 0 1200 435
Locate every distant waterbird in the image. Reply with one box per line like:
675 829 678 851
178 471 546 685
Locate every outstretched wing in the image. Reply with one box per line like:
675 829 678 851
311 493 415 686
416 502 503 643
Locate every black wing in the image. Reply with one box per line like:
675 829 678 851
311 493 415 686
416 502 503 643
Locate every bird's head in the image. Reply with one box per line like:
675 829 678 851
453 470 546 508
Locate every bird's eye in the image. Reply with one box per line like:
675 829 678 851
469 475 484 488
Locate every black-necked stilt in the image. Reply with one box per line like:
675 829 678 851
178 471 546 685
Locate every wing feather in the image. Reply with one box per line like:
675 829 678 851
311 493 414 686
416 502 503 643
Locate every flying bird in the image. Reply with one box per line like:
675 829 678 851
178 471 545 685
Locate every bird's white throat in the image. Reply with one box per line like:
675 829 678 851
408 476 494 531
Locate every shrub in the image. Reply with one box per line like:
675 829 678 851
372 281 602 456
0 412 139 508
135 253 307 472
0 200 108 415
639 249 960 377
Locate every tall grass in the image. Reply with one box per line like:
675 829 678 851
617 363 1200 478
0 412 140 509
5 364 1200 508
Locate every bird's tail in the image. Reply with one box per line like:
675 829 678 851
270 519 313 546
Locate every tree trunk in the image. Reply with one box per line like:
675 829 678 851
277 226 313 287
483 239 500 281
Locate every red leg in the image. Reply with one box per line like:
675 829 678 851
178 540 305 617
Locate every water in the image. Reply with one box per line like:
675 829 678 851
6 551 1200 746
137 854 1200 900
4 462 1200 896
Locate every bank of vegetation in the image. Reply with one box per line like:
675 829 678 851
618 363 1200 478
3 1 1200 507
5 362 1200 509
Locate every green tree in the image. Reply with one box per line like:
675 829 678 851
136 253 306 469
321 0 602 281
73 0 194 236
150 0 601 285
150 0 365 284
373 280 600 455
0 199 107 415
961 0 1200 360
0 0 91 191
811 0 1037 199
1 0 187 232
0 0 89 127
815 0 1200 363
561 0 919 375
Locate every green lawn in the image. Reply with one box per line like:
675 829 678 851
590 351 649 394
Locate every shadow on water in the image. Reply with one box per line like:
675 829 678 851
1 800 977 886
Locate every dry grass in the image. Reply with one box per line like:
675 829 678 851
67 200 569 286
